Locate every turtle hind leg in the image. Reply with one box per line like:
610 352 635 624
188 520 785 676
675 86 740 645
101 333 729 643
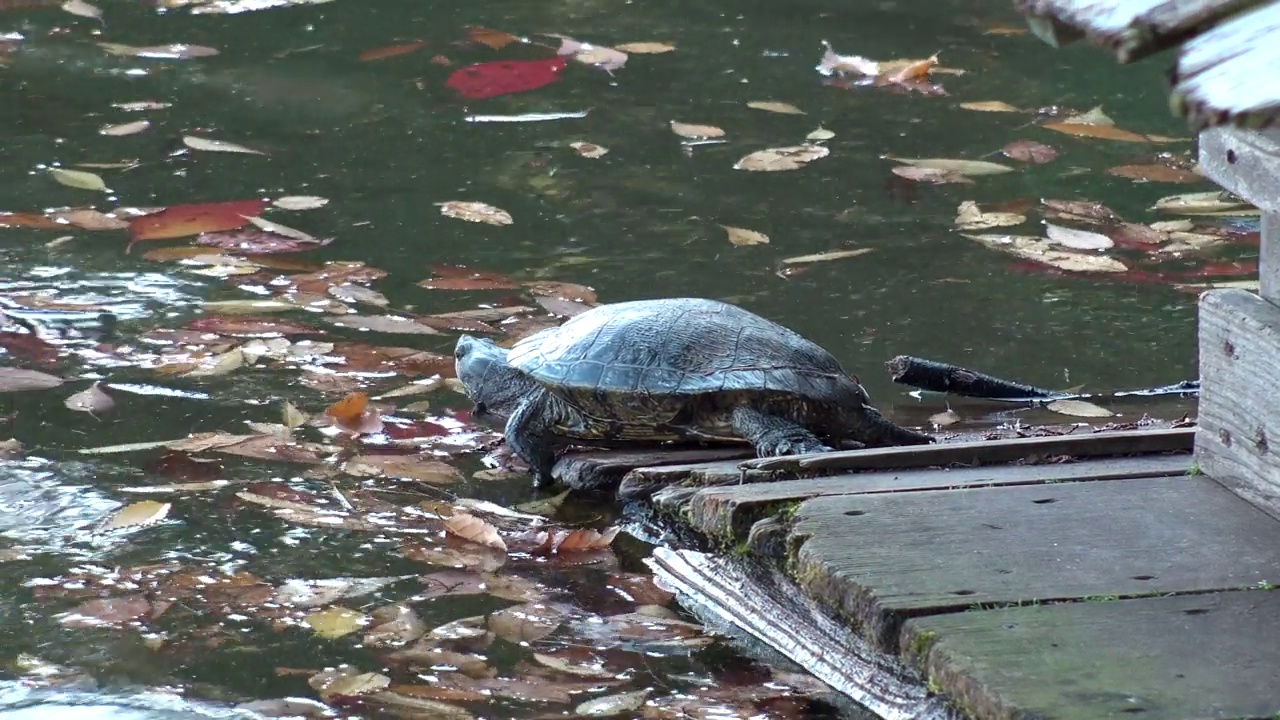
731 406 832 457
504 389 563 488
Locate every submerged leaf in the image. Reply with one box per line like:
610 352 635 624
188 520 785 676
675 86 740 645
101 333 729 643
0 368 65 392
734 144 829 172
182 136 266 155
65 382 115 414
1002 140 1058 164
445 58 566 100
1046 399 1114 418
781 248 873 265
887 156 1013 176
49 168 108 192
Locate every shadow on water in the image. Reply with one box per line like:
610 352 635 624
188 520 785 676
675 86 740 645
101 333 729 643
0 0 1231 715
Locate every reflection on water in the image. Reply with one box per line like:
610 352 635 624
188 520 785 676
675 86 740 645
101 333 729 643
0 0 1224 715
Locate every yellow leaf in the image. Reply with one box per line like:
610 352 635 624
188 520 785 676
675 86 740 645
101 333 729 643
103 500 171 530
49 168 108 192
746 100 805 115
960 100 1021 112
720 225 769 246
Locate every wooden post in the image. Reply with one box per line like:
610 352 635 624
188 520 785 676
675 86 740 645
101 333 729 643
1196 127 1280 520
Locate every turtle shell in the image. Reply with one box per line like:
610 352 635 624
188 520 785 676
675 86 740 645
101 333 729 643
506 298 858 425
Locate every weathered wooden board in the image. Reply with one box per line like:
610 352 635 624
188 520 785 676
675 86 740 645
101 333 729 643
1016 0 1262 62
551 446 753 490
1172 1 1280 129
1198 127 1280 215
1197 289 1280 521
668 453 1190 539
903 590 1280 720
786 475 1280 650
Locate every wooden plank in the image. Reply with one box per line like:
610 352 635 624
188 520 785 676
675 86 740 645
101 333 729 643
670 454 1190 540
648 548 958 720
1196 289 1280 520
903 591 1280 720
1198 127 1280 214
745 427 1194 474
550 446 752 490
621 428 1195 499
1016 0 1263 62
1172 2 1280 129
785 475 1280 650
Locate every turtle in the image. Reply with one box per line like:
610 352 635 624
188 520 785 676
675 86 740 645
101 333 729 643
454 297 933 487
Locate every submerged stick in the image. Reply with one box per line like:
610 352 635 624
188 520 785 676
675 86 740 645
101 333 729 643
885 355 1200 402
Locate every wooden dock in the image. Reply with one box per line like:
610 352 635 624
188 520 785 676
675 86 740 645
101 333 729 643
551 427 1280 719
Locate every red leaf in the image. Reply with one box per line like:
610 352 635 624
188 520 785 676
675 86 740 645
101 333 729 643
129 200 268 243
445 57 566 100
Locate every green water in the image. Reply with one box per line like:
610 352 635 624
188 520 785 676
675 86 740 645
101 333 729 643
0 0 1222 716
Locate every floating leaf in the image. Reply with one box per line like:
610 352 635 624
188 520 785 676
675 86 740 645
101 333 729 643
781 248 873 265
129 200 268 242
734 144 829 172
0 368 65 392
1044 223 1114 250
887 156 1013 176
1046 399 1114 418
615 41 675 53
445 512 507 551
467 26 520 50
721 225 769 246
569 142 608 158
98 43 219 59
930 409 961 426
100 120 151 136
963 234 1127 273
102 500 171 530
49 168 107 192
576 689 652 717
1002 140 1058 164
890 166 974 185
324 392 382 434
1107 164 1202 184
445 58 566 100
305 607 369 639
273 195 329 210
244 215 317 242
1041 121 1148 142
954 201 1025 231
487 603 564 643
1040 199 1121 224
437 201 513 226
358 40 426 62
182 136 266 155
552 36 628 71
60 595 151 628
1154 191 1254 215
344 455 463 484
960 100 1021 112
670 121 725 139
62 0 103 23
328 314 440 335
65 382 115 414
746 100 805 115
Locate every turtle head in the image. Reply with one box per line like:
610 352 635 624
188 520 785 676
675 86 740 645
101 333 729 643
454 335 533 419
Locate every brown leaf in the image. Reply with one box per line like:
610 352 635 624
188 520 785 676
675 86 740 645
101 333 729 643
1040 199 1122 224
1002 139 1058 164
359 40 426 61
734 144 829 172
1107 164 1202 184
1041 121 1148 142
0 367 65 392
467 26 520 50
419 265 521 291
60 594 152 627
487 603 565 643
344 455 463 485
444 513 507 551
437 201 513 226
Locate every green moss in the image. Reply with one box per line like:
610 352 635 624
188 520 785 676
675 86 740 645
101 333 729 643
911 630 938 657
1186 463 1203 476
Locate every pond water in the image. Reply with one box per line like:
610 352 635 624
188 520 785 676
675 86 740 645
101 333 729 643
0 0 1240 717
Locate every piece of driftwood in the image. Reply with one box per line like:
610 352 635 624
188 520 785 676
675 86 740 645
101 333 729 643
660 454 1192 540
904 591 1280 720
1196 290 1280 520
784 474 1280 651
887 355 1199 401
885 355 1063 400
551 446 753 490
1014 0 1264 62
1170 1 1280 130
647 548 960 720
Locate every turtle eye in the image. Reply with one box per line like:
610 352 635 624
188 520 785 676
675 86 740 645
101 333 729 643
454 344 468 360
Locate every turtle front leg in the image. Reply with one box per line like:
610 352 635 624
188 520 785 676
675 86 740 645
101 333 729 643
731 406 832 457
504 389 562 488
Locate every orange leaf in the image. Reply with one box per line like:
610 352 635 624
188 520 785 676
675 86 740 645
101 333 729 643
358 40 426 62
325 391 369 426
467 26 519 50
128 200 268 243
445 512 507 551
885 54 937 83
0 212 62 229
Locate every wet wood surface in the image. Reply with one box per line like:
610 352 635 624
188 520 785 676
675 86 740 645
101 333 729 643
903 590 1280 720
